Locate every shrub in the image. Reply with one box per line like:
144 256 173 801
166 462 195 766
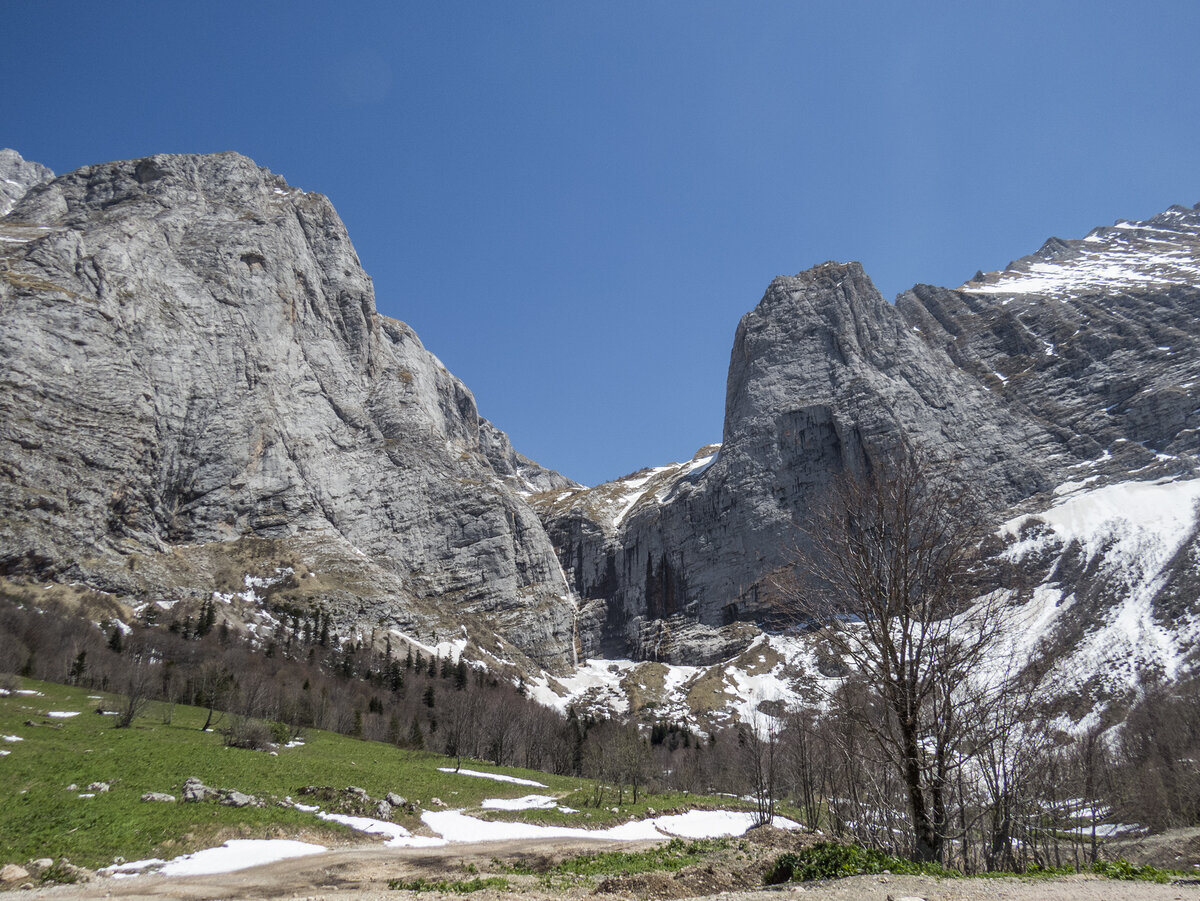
223 716 274 750
765 842 958 883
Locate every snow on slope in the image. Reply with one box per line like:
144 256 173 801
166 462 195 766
528 476 1200 731
997 476 1200 692
961 205 1200 298
527 632 826 733
530 445 720 530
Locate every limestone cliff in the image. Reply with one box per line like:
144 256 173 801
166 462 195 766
0 150 577 671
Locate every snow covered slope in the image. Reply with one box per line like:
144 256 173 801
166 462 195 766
962 205 1200 299
996 475 1200 704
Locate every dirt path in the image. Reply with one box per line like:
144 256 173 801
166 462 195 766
7 839 1199 901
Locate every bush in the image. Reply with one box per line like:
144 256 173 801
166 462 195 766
1090 860 1173 883
223 716 274 750
765 843 958 883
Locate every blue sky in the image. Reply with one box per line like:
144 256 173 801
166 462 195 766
5 2 1199 485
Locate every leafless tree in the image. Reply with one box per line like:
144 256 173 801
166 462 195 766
115 643 154 728
740 705 780 826
775 453 1009 863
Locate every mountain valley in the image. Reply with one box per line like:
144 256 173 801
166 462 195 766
0 147 1197 730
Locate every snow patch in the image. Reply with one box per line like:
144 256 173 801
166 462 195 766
315 812 445 847
436 767 547 787
480 794 558 810
108 840 327 877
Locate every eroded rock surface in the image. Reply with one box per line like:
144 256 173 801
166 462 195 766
0 150 576 670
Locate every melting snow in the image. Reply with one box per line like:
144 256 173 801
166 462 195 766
315 812 444 847
46 711 80 718
106 840 327 877
999 477 1200 688
436 767 547 787
480 794 558 810
419 808 794 843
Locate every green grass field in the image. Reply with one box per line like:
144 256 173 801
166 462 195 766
0 677 590 868
0 677 759 873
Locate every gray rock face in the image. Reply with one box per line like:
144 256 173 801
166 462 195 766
0 151 576 671
537 210 1199 665
538 263 1068 659
478 418 579 496
0 148 52 216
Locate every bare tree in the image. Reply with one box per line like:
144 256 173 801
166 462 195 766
741 705 780 826
776 453 1007 863
115 644 154 728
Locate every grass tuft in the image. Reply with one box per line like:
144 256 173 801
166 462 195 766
388 876 509 892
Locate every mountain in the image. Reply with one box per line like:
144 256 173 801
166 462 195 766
531 205 1200 713
1 147 1196 721
0 148 52 216
0 150 578 673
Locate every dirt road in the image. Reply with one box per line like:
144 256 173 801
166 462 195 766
6 838 1198 901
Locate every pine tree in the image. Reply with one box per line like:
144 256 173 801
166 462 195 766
108 625 124 654
454 658 468 691
69 650 87 685
388 661 404 693
422 685 435 708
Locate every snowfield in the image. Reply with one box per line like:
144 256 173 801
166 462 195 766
999 477 1200 690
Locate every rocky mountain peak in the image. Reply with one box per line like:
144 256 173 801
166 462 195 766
0 148 53 217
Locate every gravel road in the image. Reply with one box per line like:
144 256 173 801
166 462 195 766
5 839 1198 901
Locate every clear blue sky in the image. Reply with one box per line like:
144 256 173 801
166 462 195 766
5 2 1199 485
